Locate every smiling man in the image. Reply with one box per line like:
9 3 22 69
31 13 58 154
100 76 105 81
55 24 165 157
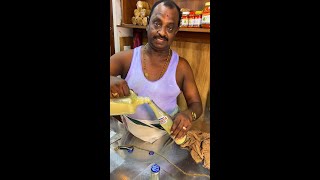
110 0 202 143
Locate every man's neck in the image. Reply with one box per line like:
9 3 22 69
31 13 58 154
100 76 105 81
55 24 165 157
145 43 170 59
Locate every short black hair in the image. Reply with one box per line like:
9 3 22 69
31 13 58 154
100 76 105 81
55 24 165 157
147 0 182 27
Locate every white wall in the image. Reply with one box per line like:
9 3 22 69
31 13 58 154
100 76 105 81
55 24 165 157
112 0 133 53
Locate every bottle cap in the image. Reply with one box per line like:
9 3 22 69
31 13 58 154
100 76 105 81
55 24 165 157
195 11 203 15
151 164 160 173
182 11 190 15
127 148 134 153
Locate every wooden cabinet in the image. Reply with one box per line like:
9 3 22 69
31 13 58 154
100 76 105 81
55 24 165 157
121 0 210 26
118 0 210 33
118 0 211 120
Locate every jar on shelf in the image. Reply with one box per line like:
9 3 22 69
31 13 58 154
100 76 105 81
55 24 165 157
194 11 202 28
180 11 189 28
201 2 210 28
188 11 195 28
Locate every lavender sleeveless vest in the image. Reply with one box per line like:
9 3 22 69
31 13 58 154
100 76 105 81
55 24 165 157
125 45 181 120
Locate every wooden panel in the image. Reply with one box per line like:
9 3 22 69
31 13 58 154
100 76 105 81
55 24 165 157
146 0 156 7
175 31 210 43
171 40 210 119
139 29 210 44
174 0 208 11
110 0 115 56
176 27 210 33
119 37 133 51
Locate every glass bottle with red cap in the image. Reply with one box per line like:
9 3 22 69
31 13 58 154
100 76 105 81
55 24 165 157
188 11 195 28
201 2 210 28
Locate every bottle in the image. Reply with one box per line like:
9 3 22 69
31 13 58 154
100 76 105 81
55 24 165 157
110 90 151 116
150 164 160 180
201 2 210 28
188 11 195 28
180 11 189 28
194 11 202 28
147 100 187 145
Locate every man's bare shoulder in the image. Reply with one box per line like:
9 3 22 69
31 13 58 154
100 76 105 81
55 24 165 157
110 49 135 77
110 49 135 65
177 56 192 72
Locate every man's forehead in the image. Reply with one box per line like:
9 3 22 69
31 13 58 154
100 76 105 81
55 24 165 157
152 3 179 19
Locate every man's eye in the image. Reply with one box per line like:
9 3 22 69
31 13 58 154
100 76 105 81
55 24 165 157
168 27 173 31
154 22 160 27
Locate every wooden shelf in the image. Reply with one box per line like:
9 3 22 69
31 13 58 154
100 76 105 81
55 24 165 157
117 24 210 33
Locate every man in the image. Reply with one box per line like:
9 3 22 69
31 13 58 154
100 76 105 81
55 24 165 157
110 0 202 143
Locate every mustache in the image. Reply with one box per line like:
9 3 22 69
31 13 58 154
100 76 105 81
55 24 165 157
153 34 168 41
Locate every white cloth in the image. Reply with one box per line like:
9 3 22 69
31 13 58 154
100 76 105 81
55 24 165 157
121 107 179 143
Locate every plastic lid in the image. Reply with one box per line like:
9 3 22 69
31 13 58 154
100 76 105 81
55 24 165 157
195 11 202 15
205 2 210 6
182 11 190 15
151 164 160 173
189 11 195 15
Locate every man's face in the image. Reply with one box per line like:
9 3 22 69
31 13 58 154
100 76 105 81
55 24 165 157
146 3 180 50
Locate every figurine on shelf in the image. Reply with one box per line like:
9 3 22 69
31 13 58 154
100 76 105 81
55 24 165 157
132 1 151 26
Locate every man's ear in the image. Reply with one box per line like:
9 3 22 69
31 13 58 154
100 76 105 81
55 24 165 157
175 27 180 35
146 16 149 31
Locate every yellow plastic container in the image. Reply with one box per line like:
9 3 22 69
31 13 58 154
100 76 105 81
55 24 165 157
110 90 150 116
147 100 187 145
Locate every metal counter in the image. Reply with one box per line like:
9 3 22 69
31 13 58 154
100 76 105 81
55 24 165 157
110 115 211 179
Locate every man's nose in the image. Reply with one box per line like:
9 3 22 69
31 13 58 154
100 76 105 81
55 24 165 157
157 26 167 37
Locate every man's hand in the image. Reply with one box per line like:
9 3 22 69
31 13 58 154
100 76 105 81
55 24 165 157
110 76 130 98
170 111 192 139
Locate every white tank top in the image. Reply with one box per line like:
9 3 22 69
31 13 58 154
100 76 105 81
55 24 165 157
125 45 181 120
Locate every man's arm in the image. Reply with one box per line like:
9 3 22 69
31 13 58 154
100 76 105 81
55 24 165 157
110 50 133 98
180 59 203 120
171 58 203 139
110 50 134 121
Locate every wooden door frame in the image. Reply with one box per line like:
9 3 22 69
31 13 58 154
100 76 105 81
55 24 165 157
110 0 115 56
